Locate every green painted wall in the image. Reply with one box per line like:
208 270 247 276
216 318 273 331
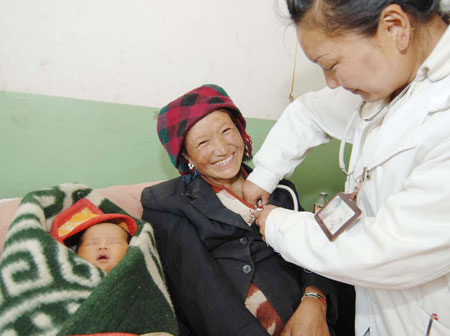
0 90 348 210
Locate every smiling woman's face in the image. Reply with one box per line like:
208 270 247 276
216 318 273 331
77 222 129 273
183 110 244 186
298 23 415 102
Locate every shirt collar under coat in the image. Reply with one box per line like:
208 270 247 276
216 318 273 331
184 167 253 232
357 25 450 172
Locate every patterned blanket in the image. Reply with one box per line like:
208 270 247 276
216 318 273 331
0 183 178 336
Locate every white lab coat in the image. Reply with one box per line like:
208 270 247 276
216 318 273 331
248 26 450 335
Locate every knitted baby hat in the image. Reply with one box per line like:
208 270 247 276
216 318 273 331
51 198 137 247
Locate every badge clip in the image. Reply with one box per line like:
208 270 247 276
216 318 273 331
314 167 367 241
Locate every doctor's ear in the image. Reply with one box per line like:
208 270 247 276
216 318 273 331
378 4 413 52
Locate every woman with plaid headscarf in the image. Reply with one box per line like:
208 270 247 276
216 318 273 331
141 84 354 336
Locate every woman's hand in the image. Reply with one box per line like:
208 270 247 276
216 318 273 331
281 287 329 336
255 205 277 241
242 180 270 206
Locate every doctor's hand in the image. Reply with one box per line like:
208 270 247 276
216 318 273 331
255 205 277 242
242 180 270 206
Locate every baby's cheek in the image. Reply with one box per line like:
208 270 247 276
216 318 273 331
78 247 94 260
120 246 129 258
117 247 128 262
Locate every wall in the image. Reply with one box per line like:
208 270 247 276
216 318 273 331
1 1 352 210
0 0 325 120
0 91 347 210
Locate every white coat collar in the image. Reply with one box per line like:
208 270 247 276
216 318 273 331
364 90 427 170
415 25 450 82
362 24 450 170
364 77 450 170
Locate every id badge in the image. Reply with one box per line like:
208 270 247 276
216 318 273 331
314 192 362 241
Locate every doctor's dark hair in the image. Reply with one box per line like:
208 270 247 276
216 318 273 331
285 0 447 36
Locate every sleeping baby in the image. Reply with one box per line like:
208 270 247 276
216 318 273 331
51 198 137 273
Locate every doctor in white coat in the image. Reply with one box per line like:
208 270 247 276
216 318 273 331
243 1 450 335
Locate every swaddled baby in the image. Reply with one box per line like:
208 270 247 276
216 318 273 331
51 198 137 273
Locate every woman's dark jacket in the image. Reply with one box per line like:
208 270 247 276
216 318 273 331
141 174 347 336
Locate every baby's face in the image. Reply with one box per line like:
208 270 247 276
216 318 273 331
77 222 129 273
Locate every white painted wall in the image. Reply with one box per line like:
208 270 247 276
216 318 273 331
0 0 326 119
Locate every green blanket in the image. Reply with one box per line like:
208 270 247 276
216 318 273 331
0 183 178 336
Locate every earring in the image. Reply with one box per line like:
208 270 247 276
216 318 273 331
188 162 195 170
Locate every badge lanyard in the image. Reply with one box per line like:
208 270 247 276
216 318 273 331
317 101 371 240
326 84 414 241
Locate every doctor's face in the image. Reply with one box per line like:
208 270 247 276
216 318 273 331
298 25 413 102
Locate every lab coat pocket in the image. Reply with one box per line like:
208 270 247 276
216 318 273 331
416 305 450 336
416 274 450 336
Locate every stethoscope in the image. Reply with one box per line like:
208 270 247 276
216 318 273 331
338 107 360 176
338 82 413 177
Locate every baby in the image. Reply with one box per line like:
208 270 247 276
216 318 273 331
76 221 130 273
51 198 137 273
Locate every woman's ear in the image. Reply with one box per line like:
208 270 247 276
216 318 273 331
378 4 412 52
181 153 191 165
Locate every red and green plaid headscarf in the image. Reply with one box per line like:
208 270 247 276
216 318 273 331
157 84 252 182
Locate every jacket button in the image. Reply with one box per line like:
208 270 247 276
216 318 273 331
242 264 252 274
240 237 248 245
